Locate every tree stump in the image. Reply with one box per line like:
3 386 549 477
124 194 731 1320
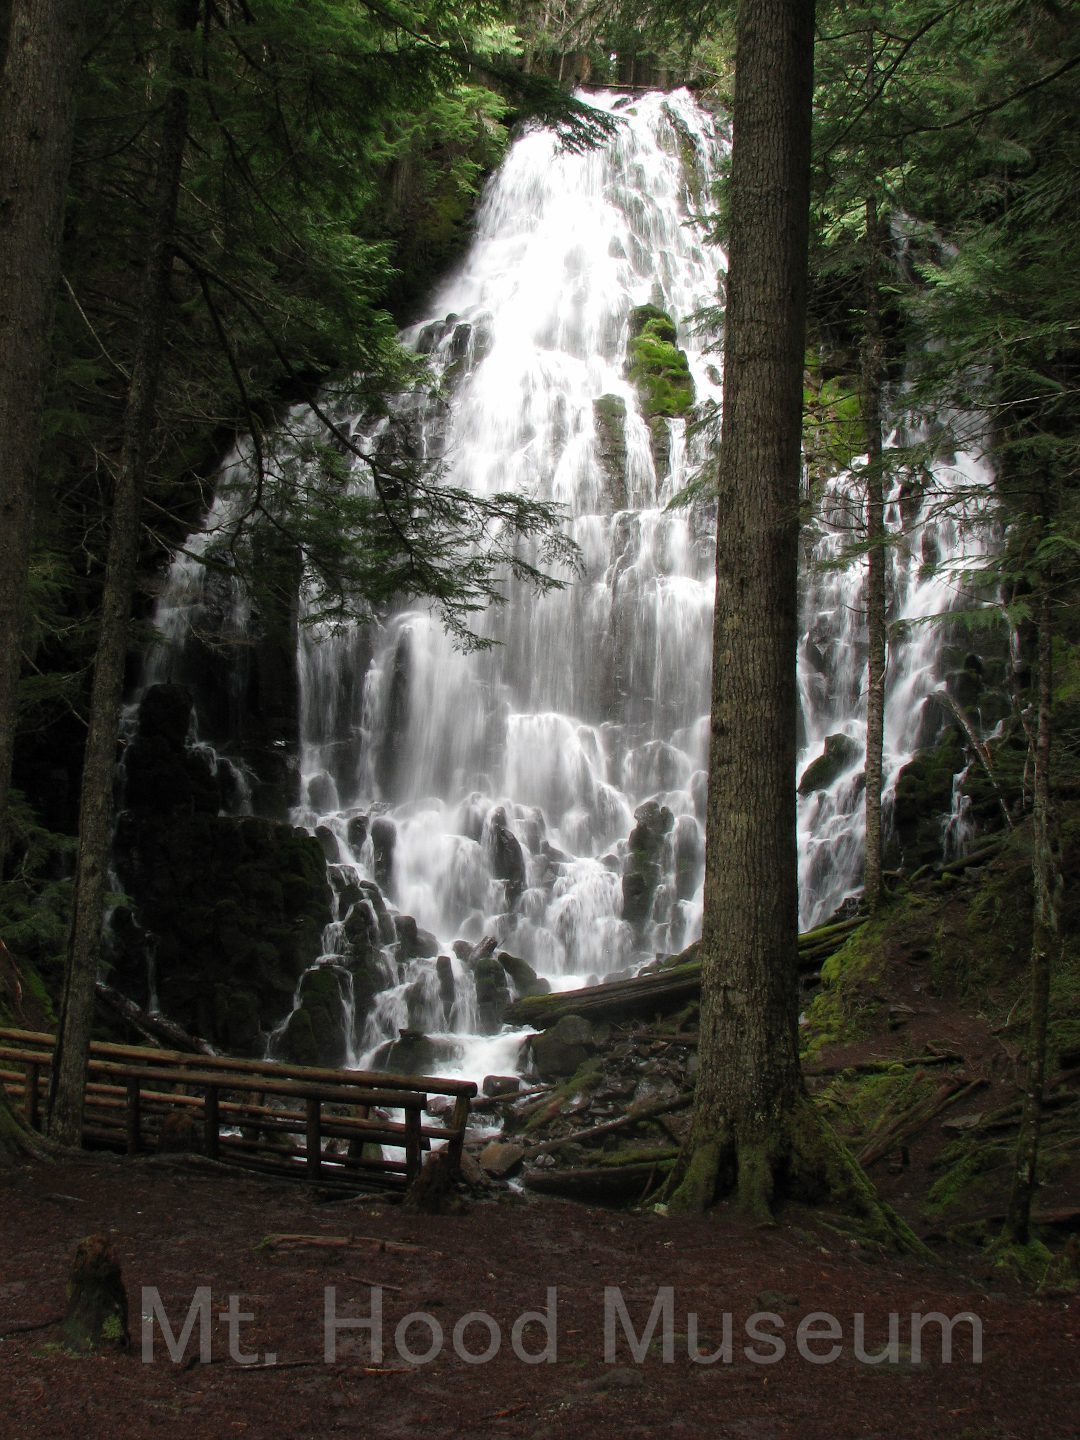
63 1233 129 1351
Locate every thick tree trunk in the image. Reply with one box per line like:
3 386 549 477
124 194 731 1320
0 0 84 870
1004 586 1060 1243
48 5 196 1145
862 188 887 912
665 0 816 1221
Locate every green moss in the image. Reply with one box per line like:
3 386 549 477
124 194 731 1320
625 305 695 420
594 1145 679 1168
803 352 866 481
664 1137 724 1215
930 828 1034 998
925 1137 1012 1217
521 1057 606 1135
800 917 881 1059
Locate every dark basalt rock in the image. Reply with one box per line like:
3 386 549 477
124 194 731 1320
497 951 550 999
123 684 221 816
474 954 511 1034
371 816 397 894
529 1014 600 1080
487 807 526 908
621 800 674 928
891 729 966 869
394 913 440 960
797 732 862 796
111 811 332 1056
278 964 350 1069
436 955 456 1022
371 1029 463 1077
593 394 629 511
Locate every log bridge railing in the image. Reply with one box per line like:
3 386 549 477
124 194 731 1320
0 1027 476 1190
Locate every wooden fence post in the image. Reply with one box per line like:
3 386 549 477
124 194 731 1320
404 1105 422 1183
445 1094 471 1176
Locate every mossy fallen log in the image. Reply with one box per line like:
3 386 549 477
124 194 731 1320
505 921 864 1028
522 1155 677 1202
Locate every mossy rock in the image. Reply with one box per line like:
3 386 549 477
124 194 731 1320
593 394 628 510
626 305 695 420
279 966 350 1069
798 732 862 795
800 916 886 1059
892 730 966 870
803 365 866 481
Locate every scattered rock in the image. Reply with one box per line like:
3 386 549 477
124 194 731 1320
497 952 551 999
478 1141 525 1179
530 1015 600 1080
797 732 862 795
474 955 511 1034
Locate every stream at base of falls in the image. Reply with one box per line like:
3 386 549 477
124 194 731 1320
132 88 997 1089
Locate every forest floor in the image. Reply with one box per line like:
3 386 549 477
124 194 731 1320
3 844 1079 1439
2 1145 1078 1440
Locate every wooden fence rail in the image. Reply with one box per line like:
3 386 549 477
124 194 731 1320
0 1027 475 1190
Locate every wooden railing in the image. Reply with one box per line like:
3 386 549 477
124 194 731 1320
0 1027 475 1190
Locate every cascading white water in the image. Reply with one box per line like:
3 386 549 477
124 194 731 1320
295 89 726 1045
796 430 996 928
140 88 996 1081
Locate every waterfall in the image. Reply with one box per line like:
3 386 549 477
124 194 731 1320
294 88 725 1019
136 89 996 1079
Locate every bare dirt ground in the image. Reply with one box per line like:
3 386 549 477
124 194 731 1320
2 1152 1078 1440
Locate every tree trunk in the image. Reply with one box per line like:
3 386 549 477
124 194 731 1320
0 0 85 870
664 0 816 1221
1004 585 1060 1243
862 186 888 912
48 2 196 1146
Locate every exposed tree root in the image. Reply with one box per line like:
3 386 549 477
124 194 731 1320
0 1093 52 1161
662 1096 931 1257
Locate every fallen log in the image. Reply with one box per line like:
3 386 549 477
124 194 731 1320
522 1093 691 1158
258 1233 432 1257
804 1052 965 1077
522 1156 677 1203
858 1078 987 1168
506 922 864 1029
95 982 215 1056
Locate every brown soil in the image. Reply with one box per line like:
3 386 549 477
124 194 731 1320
2 1151 1078 1440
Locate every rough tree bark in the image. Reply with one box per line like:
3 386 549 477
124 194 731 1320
0 0 85 871
662 0 917 1244
663 0 817 1220
1004 584 1061 1243
48 1 198 1145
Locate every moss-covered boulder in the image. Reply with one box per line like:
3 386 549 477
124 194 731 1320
593 393 628 510
278 964 350 1068
798 732 862 796
497 951 551 1000
892 729 965 869
625 305 695 421
621 800 674 929
529 1014 601 1080
474 953 510 1033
